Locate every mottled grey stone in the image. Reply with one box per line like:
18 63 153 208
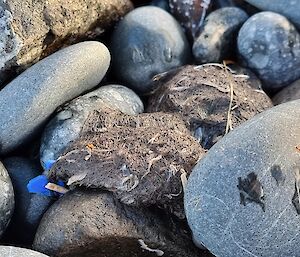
193 7 248 64
185 100 300 257
111 6 190 94
0 246 48 257
33 190 201 257
0 41 110 154
0 162 14 238
40 84 144 169
272 79 300 105
238 12 300 92
2 157 54 243
245 0 300 29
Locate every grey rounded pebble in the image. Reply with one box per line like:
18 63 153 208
33 190 200 257
3 157 54 243
272 79 300 105
185 100 300 257
40 84 144 169
238 12 300 92
0 41 110 154
245 0 300 29
193 7 248 64
111 6 190 94
0 162 14 238
0 246 48 257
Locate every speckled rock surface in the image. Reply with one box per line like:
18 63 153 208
0 246 48 257
2 157 54 244
193 7 248 64
0 0 132 86
40 84 144 169
272 79 300 105
185 100 300 257
0 162 14 238
238 12 300 92
0 41 110 154
33 190 201 257
111 6 190 94
245 0 300 29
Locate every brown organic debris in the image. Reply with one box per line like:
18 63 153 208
49 109 205 218
147 64 273 149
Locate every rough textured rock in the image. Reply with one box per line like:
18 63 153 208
0 41 110 154
49 109 204 218
245 0 300 29
33 190 202 257
111 6 190 94
147 65 272 149
238 12 300 92
0 0 132 86
0 246 48 257
193 7 248 64
272 79 300 105
185 100 300 257
0 162 14 238
40 84 144 169
2 157 54 244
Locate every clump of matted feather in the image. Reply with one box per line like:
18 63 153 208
169 0 211 40
48 109 205 218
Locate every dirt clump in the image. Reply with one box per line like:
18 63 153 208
49 109 204 218
147 64 273 149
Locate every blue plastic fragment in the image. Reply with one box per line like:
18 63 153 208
27 175 67 197
44 159 56 171
27 175 53 196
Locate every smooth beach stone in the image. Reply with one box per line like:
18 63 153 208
272 79 300 105
238 12 300 92
0 162 14 238
185 100 300 257
33 190 201 257
2 157 54 244
40 84 144 169
0 41 110 154
0 246 48 257
111 6 190 94
245 0 300 29
193 7 248 63
151 0 170 11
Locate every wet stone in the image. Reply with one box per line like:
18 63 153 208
272 79 300 105
40 84 144 169
111 6 190 94
33 190 201 257
185 100 300 257
2 157 54 244
169 0 212 40
238 12 300 92
0 162 14 238
193 7 248 64
151 0 170 11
